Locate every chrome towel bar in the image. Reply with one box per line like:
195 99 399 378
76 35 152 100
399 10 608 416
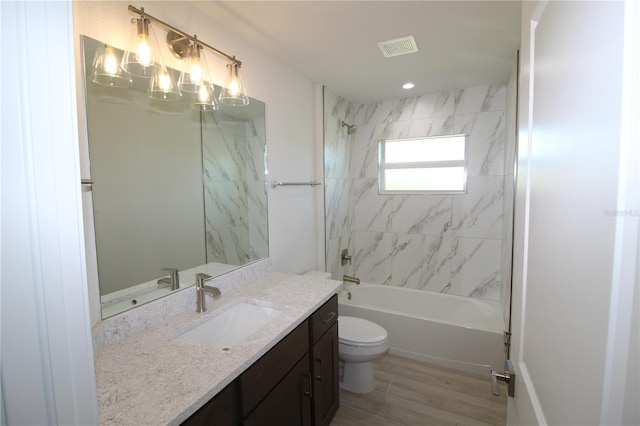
271 180 321 188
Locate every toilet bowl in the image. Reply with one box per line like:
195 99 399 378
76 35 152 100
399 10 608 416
338 316 389 394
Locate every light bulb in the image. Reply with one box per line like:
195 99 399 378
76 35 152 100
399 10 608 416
197 85 209 102
229 78 240 97
103 47 119 75
136 38 152 67
158 72 171 91
189 62 203 85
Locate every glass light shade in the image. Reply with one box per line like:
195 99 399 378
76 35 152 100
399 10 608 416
121 18 161 78
149 67 181 100
192 82 218 111
219 63 249 106
178 44 207 93
91 44 132 88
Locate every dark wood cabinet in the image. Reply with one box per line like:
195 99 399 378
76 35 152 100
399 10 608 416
310 296 339 426
181 380 239 426
310 322 339 426
244 355 312 426
181 294 339 426
240 321 309 418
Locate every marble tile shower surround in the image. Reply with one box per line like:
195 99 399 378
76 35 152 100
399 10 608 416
325 85 510 302
202 113 268 266
91 258 272 359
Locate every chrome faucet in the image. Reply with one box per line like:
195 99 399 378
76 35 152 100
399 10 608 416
343 275 360 285
195 273 221 313
157 268 180 291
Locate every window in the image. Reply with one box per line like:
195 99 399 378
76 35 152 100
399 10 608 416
378 134 468 194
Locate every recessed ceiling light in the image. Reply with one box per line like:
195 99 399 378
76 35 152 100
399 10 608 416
402 82 415 90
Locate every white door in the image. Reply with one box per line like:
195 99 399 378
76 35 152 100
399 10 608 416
507 1 639 425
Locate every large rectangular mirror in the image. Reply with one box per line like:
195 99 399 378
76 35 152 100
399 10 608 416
81 36 268 319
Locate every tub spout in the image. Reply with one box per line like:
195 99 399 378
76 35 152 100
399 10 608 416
343 275 360 285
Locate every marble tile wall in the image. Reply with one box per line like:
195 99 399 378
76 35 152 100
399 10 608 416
202 113 268 266
246 116 269 261
325 85 512 303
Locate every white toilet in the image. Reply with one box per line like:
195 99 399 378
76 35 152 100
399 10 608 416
338 316 389 394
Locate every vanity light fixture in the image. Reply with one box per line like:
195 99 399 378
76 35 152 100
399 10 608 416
149 65 181 100
178 39 219 110
121 7 161 78
193 81 219 111
178 38 205 93
127 4 250 106
219 62 249 106
91 44 132 88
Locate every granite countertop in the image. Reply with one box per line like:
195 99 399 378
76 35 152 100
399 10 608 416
95 272 342 425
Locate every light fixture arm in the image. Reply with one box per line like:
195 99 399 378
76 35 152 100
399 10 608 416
127 4 242 66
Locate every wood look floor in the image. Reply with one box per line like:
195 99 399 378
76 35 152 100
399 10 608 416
331 354 507 426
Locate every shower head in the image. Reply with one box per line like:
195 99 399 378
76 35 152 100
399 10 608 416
341 121 357 135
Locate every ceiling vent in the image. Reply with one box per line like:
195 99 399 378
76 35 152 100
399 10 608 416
377 35 418 58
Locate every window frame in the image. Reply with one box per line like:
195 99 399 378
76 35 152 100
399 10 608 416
378 134 469 195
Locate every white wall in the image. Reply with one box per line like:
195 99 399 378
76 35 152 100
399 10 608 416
74 1 320 324
1 1 99 423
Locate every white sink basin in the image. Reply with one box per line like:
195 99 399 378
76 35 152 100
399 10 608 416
181 301 283 349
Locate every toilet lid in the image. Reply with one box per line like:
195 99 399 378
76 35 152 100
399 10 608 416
339 316 388 345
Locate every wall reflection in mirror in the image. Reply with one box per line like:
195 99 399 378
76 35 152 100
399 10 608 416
82 36 268 319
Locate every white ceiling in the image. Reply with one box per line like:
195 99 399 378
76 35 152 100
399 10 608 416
192 1 522 104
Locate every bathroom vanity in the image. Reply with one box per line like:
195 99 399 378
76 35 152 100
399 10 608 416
94 272 341 425
183 295 339 425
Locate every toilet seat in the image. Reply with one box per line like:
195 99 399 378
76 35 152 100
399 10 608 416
339 316 388 347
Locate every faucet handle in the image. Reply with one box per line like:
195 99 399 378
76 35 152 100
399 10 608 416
341 249 352 266
162 268 179 279
196 273 213 287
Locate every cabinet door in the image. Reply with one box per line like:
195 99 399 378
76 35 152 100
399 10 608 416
240 321 309 417
181 380 240 426
243 355 312 426
311 322 339 426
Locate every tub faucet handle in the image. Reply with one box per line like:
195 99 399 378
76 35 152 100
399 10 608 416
341 249 352 266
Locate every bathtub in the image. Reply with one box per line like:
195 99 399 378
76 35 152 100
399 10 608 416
338 284 506 375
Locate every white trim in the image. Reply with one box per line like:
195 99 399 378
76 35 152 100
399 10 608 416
600 0 640 423
518 361 548 426
1 1 99 423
